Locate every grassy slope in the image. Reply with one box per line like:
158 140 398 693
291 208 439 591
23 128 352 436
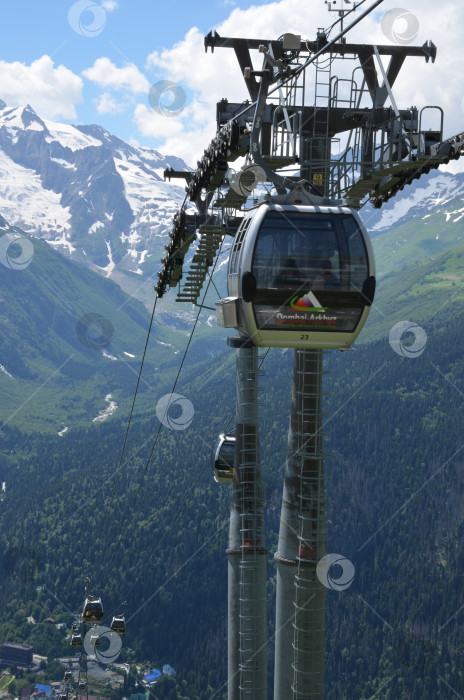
358 241 464 346
371 206 464 277
0 234 179 433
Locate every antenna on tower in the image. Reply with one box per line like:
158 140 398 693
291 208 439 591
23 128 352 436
325 0 360 31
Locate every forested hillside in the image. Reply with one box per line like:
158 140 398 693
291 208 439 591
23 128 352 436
1 280 463 697
1 1 464 698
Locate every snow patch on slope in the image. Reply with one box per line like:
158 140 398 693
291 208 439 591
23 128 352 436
371 173 464 232
114 151 182 220
50 157 77 170
96 241 115 278
0 106 44 132
0 364 13 379
48 231 76 254
44 120 102 151
0 150 72 238
89 220 105 234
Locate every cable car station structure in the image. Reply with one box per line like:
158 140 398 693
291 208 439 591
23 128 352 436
155 1 464 697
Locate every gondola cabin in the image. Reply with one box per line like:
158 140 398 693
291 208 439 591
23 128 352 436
216 203 375 349
90 634 100 647
70 634 82 648
82 595 103 622
64 671 73 682
213 433 235 483
110 615 126 636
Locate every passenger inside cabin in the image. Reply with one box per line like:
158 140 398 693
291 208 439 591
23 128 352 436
312 259 340 289
273 257 304 288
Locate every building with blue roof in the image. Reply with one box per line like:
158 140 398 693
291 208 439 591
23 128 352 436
162 664 176 678
143 670 161 685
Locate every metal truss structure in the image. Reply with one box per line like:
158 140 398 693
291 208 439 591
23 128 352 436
156 4 464 305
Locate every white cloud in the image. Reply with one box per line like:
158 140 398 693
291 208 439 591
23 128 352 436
218 0 327 39
0 55 83 120
95 92 127 115
82 57 150 94
134 102 218 166
133 103 186 141
101 0 118 10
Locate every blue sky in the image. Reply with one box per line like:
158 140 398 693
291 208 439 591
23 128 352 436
1 1 265 67
1 0 463 168
0 0 277 160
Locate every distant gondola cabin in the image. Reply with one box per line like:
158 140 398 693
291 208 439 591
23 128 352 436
70 634 82 648
110 615 126 636
82 595 103 622
90 634 100 647
213 433 235 483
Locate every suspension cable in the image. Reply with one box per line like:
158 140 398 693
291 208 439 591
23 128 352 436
109 349 269 618
107 237 228 563
92 295 159 581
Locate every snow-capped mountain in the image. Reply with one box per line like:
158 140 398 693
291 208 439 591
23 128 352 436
0 100 189 296
357 167 464 277
362 169 464 234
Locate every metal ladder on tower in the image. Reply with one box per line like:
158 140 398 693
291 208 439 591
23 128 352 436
307 44 333 196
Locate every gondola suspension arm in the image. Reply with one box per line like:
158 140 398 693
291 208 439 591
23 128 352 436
249 61 290 194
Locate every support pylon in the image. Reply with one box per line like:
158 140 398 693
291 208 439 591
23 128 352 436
227 336 267 700
274 349 327 699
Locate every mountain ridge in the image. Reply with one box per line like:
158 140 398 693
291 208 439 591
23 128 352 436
0 100 190 300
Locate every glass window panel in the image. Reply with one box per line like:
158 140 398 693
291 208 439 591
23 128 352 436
218 443 235 469
252 211 345 291
341 215 369 290
251 210 369 334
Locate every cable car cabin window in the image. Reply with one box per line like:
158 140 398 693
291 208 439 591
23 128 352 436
218 442 234 470
230 217 251 275
251 211 370 334
342 214 370 290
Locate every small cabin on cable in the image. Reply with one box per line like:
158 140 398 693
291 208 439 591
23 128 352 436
70 634 82 648
212 433 235 483
110 615 126 636
89 634 100 647
82 595 103 623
